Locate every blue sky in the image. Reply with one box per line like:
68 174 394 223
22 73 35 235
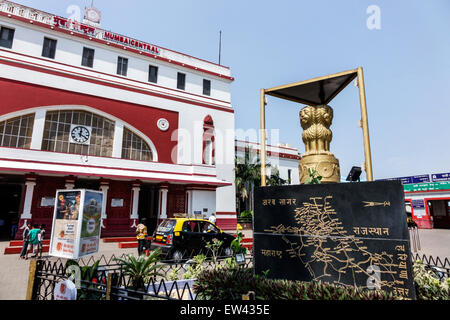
17 0 450 181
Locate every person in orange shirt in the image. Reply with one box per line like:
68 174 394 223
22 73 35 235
136 218 148 256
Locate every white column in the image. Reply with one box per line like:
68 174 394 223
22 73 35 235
21 180 36 220
99 184 109 229
65 176 76 189
158 188 168 220
99 185 109 220
131 186 140 220
65 182 75 189
112 120 124 158
30 109 46 151
186 190 193 215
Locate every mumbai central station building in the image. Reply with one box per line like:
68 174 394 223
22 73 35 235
0 0 237 239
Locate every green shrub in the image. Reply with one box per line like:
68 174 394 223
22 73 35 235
240 210 253 219
193 267 397 300
414 260 450 300
230 230 248 255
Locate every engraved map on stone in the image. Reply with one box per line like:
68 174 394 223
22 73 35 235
254 182 416 299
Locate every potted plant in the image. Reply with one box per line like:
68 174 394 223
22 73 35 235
65 259 103 300
114 248 164 300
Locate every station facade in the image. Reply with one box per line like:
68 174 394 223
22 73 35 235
0 1 236 239
388 174 450 229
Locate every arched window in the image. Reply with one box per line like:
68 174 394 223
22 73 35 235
121 128 153 161
42 110 115 157
0 114 35 149
202 115 215 165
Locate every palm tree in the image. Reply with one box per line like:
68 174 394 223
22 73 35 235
235 149 286 213
235 154 264 213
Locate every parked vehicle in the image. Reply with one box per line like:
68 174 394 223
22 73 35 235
150 218 235 262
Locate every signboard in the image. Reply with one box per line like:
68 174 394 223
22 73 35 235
411 175 431 184
111 198 124 207
431 173 450 182
52 17 160 56
254 181 416 299
103 31 160 55
411 200 425 209
40 197 55 207
385 175 430 185
49 189 103 259
403 181 450 192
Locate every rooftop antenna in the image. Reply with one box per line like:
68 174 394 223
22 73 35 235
218 30 222 65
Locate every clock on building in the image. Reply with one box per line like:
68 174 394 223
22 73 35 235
84 6 101 24
70 125 92 145
157 118 170 131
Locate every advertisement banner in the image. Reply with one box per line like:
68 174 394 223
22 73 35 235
49 189 103 259
78 190 103 258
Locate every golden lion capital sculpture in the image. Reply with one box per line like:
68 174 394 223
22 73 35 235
299 105 340 183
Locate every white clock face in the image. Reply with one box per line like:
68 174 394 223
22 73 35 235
85 8 101 23
157 118 170 131
70 125 91 144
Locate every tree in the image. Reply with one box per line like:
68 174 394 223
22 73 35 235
235 149 286 213
266 167 287 186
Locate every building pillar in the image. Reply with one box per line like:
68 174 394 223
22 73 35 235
185 190 193 215
30 109 46 151
65 176 76 189
158 183 169 221
130 181 141 228
18 174 37 233
99 180 110 229
112 120 124 158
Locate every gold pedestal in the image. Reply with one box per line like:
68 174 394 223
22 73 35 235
299 154 340 184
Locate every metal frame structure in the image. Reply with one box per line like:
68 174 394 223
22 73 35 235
259 67 373 186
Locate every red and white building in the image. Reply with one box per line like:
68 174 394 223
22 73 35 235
235 140 301 185
0 1 237 239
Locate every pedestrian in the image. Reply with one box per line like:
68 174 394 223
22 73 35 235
10 218 18 240
25 224 41 260
19 222 32 260
136 218 148 256
38 224 46 258
209 212 216 225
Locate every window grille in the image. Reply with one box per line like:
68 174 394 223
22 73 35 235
0 114 35 149
42 110 115 157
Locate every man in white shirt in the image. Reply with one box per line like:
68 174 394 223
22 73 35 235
209 213 216 224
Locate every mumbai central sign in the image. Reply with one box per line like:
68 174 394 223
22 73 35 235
103 31 160 55
52 17 160 56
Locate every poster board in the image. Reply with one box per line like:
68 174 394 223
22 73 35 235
49 189 103 259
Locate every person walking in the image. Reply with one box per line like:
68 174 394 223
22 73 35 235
25 224 41 260
10 218 18 240
19 222 31 260
38 224 46 258
209 213 216 225
136 218 148 256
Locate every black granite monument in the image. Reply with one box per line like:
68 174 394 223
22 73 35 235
254 180 416 299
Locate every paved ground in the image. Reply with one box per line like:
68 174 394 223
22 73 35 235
0 228 448 300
